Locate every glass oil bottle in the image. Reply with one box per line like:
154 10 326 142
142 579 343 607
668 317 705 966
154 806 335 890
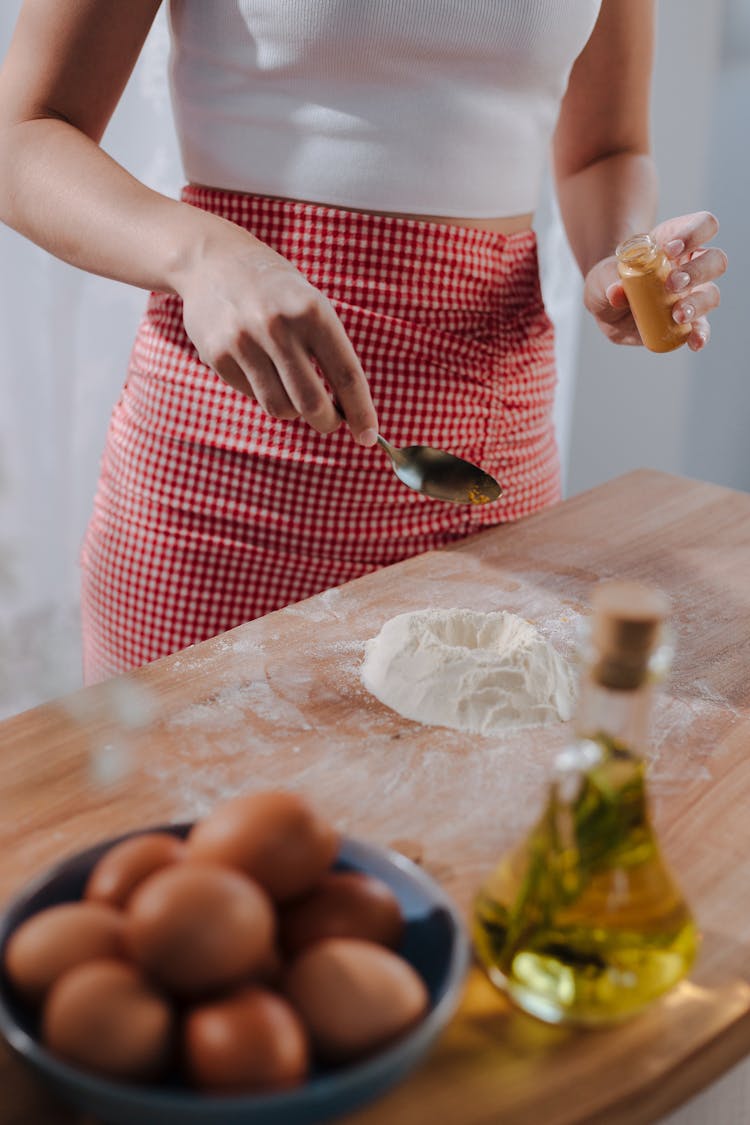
473 581 699 1026
616 233 691 353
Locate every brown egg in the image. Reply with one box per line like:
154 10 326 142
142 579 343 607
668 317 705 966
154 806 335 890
43 959 173 1081
187 790 339 902
283 938 429 1063
184 986 309 1093
279 872 404 957
85 832 186 908
126 862 275 998
4 902 124 1004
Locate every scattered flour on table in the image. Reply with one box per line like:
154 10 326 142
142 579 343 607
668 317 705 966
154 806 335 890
361 608 577 735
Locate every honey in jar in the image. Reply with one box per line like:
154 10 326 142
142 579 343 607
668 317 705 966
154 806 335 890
616 234 691 353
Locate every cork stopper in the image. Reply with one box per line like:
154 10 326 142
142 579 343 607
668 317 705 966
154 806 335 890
589 581 671 690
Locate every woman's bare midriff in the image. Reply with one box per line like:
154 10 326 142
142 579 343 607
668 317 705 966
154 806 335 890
357 206 534 234
193 185 534 235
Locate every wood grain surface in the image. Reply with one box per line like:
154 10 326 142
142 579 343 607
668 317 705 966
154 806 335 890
1 469 750 1125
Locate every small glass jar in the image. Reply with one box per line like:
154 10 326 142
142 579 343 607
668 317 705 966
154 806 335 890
616 233 691 353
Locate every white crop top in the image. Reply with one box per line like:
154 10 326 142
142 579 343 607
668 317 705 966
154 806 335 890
168 0 602 218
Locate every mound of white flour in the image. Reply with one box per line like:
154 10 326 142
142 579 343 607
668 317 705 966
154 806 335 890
361 608 576 735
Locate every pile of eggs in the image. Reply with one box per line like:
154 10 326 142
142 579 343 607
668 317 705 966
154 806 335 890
3 790 429 1094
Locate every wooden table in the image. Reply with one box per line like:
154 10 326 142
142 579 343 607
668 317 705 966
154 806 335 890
2 469 750 1125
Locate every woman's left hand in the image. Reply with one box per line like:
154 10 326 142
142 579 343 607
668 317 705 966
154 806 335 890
583 211 727 351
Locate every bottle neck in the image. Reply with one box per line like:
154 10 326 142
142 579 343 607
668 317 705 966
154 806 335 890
549 673 653 869
616 233 660 273
574 673 654 755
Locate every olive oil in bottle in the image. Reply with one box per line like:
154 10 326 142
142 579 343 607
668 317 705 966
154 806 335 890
473 582 699 1026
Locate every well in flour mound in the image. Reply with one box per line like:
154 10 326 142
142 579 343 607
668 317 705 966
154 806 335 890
361 608 576 735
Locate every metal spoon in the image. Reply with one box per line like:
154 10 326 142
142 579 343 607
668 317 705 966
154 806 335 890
374 432 502 505
332 400 502 504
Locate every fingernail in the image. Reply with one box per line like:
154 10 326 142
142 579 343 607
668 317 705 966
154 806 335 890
669 271 691 292
358 428 378 448
673 302 695 324
665 239 685 257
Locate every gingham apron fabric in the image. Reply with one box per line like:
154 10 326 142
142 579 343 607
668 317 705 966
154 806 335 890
80 187 560 683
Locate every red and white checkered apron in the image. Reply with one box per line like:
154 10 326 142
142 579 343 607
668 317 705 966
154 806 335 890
81 187 560 683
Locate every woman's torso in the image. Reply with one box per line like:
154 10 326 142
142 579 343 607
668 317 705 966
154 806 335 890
168 0 603 226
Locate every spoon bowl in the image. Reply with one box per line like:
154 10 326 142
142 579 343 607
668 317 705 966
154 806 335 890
377 434 502 505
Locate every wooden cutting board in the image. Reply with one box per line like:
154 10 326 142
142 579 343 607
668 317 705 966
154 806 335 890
1 468 750 1125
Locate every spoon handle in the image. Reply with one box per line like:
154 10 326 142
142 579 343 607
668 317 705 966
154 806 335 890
331 396 401 461
375 434 404 463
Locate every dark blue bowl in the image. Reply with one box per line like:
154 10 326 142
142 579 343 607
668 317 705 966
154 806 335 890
0 826 470 1125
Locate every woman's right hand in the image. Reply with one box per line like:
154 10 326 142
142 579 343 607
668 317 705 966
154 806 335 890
175 214 379 447
0 2 367 451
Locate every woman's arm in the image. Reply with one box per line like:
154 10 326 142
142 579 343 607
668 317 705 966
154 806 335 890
0 0 205 290
552 0 726 351
0 0 378 443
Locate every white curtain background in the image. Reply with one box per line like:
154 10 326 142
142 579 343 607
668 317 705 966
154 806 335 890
0 6 182 716
568 0 750 500
0 3 581 719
